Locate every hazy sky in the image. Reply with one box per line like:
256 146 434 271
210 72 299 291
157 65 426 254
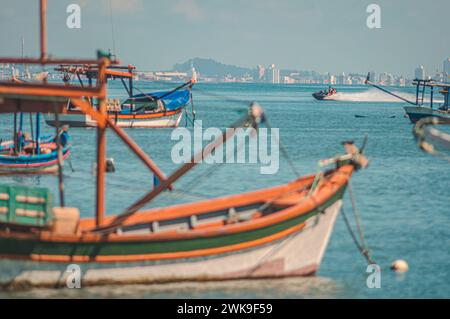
0 0 448 76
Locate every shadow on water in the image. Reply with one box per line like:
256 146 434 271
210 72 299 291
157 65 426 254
0 276 344 299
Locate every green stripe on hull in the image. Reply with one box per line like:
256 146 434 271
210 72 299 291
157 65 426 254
0 186 346 259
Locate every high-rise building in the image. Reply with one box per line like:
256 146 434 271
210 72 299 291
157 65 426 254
328 74 336 85
414 65 425 80
265 64 280 84
336 72 346 85
368 71 376 83
444 58 450 83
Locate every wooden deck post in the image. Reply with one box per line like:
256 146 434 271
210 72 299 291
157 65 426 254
39 0 47 62
95 59 109 226
96 100 106 226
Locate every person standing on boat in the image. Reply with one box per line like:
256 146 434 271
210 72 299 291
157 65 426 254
17 130 25 153
59 125 71 147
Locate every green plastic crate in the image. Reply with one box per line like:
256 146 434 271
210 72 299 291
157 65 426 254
0 184 53 227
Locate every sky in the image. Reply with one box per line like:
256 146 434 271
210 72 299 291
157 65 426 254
0 0 448 77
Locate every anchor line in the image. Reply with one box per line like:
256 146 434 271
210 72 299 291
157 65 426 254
340 184 375 265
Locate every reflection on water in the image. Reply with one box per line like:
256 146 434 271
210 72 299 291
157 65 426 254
0 276 344 299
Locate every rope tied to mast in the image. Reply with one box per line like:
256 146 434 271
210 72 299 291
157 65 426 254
341 181 375 265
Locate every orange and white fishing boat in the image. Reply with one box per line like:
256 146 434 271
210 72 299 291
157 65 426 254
0 129 367 288
0 1 368 289
44 64 195 128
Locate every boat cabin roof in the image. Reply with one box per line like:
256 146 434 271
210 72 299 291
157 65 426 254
412 79 450 89
55 64 136 79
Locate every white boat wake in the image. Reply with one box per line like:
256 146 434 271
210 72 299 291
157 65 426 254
329 88 443 103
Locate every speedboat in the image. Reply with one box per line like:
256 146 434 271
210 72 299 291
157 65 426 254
312 87 337 100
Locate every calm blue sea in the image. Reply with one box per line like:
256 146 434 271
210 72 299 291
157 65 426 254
0 82 449 298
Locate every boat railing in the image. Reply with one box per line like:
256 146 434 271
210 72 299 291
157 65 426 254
365 72 450 110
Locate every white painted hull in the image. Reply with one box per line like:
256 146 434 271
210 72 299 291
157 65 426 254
44 112 183 128
44 113 97 128
0 201 342 288
114 112 183 128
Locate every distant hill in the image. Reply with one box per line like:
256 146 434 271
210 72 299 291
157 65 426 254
173 58 252 78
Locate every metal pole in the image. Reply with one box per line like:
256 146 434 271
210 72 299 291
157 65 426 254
365 80 416 105
129 66 133 112
55 112 65 207
416 83 419 105
13 113 17 155
19 113 23 131
430 86 434 109
421 82 426 106
35 113 41 154
39 0 47 62
445 90 449 111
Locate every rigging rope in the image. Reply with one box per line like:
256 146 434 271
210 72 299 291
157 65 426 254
157 126 256 204
340 182 375 265
260 116 301 178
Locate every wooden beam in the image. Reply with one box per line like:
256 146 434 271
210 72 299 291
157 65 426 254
70 98 107 128
0 57 119 66
96 97 106 226
0 98 66 113
94 106 261 234
70 98 170 185
106 118 170 190
40 0 47 61
105 69 133 78
0 82 106 99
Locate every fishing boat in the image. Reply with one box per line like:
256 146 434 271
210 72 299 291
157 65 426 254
312 87 337 100
0 88 369 288
413 117 450 161
44 64 195 128
0 106 369 288
0 1 369 288
0 112 71 175
365 75 450 123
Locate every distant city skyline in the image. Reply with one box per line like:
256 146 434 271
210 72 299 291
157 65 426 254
2 56 448 86
0 0 449 77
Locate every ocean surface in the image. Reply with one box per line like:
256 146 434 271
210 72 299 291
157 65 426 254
0 82 449 298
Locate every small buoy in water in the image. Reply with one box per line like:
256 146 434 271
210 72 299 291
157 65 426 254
391 259 408 273
106 158 116 173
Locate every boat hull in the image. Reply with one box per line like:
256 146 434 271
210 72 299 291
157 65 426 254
0 149 70 175
312 92 335 101
44 110 183 128
0 200 342 288
404 106 450 124
312 92 327 100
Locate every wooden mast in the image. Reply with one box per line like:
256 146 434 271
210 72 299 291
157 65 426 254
39 0 47 62
96 60 108 226
1 0 165 228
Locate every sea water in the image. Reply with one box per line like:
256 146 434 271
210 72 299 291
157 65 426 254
0 82 449 298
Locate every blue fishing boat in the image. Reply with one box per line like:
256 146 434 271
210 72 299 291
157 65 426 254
403 80 450 123
365 75 450 124
44 64 196 128
0 113 71 174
